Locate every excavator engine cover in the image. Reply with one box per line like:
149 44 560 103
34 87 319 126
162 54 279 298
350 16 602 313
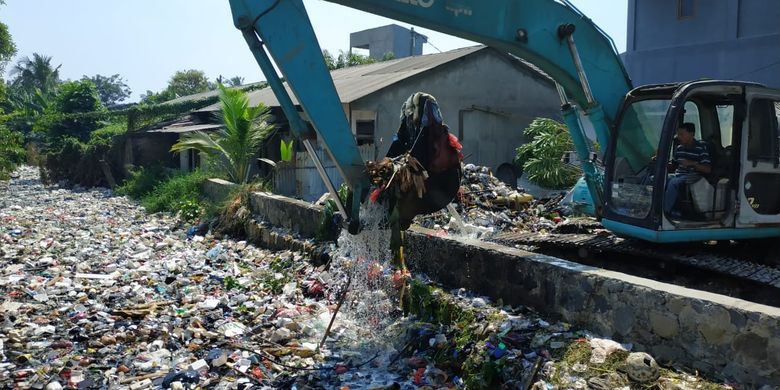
387 92 462 229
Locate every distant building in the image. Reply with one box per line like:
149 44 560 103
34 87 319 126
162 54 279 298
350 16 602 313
202 46 559 200
350 24 427 60
134 46 561 201
622 0 780 88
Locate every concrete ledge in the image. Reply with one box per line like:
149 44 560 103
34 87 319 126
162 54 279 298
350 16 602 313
202 179 324 239
406 228 780 385
200 178 779 385
202 178 237 203
248 192 324 238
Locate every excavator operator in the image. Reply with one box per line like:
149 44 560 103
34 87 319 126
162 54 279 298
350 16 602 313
664 122 712 218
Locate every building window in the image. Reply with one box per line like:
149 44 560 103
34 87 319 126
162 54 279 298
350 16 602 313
677 0 695 19
356 120 375 145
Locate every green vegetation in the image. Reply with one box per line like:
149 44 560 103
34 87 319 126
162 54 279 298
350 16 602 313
117 167 216 223
141 69 212 104
37 79 106 141
402 280 509 389
316 184 349 241
171 85 275 184
322 49 391 71
515 118 581 189
212 180 272 238
40 121 126 186
139 170 210 221
115 164 169 199
0 124 25 180
82 74 132 106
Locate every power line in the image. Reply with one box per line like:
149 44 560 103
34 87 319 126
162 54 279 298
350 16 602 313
425 40 443 54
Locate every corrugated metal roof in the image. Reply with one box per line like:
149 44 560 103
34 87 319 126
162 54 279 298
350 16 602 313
161 82 266 106
197 45 488 112
146 123 223 134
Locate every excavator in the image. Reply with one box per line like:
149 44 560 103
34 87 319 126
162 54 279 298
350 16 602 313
226 0 780 251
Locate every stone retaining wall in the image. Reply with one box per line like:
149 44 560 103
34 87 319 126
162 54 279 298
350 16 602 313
405 229 780 385
201 178 780 386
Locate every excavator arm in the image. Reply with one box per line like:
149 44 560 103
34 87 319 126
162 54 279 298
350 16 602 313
228 0 634 224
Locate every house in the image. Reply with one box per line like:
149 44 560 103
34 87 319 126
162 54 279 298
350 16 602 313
122 83 264 172
130 46 560 201
622 0 780 88
191 45 561 200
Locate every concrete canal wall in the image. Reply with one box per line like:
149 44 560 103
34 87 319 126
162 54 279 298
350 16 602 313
202 178 780 385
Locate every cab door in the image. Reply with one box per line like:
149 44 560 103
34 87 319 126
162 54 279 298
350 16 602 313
737 87 780 226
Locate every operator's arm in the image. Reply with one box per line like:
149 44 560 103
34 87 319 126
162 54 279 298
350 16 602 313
679 143 711 174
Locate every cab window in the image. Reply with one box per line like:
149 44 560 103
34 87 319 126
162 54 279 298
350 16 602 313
747 99 780 163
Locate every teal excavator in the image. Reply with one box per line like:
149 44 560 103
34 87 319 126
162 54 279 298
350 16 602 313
227 0 780 246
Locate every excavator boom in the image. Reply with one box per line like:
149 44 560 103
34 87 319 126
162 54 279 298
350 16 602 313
228 0 634 224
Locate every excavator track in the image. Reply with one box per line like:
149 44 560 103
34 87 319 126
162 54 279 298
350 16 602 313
490 229 780 290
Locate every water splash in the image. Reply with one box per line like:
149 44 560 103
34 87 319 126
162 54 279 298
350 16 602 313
327 201 400 344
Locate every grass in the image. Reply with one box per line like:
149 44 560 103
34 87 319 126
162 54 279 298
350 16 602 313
140 170 210 221
211 181 271 238
115 164 169 199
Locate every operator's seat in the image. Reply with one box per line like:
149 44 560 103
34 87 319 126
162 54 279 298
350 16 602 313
687 140 729 217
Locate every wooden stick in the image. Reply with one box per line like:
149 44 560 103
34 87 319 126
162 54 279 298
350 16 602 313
317 274 352 351
521 356 543 390
119 370 169 384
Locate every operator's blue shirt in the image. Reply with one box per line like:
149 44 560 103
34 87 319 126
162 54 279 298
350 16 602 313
674 139 711 175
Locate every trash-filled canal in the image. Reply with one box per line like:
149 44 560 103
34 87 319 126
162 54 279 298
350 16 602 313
0 167 730 389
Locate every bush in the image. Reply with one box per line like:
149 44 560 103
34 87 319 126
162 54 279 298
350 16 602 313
116 164 169 199
35 80 106 141
43 136 85 182
515 118 581 189
140 170 209 221
41 121 127 187
0 125 25 180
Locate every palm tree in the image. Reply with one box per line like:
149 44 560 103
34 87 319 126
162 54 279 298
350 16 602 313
9 53 61 96
228 76 244 87
171 85 275 184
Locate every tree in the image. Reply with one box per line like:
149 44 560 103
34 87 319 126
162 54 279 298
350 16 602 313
171 85 275 184
55 80 104 114
82 74 132 106
140 89 176 105
37 80 105 141
228 76 244 87
336 51 376 69
0 13 15 75
382 51 396 61
9 53 61 97
0 124 25 180
167 69 211 97
322 50 337 71
514 118 581 189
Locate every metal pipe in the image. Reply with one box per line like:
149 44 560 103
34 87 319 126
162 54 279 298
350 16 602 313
303 139 349 220
555 82 569 106
564 34 596 106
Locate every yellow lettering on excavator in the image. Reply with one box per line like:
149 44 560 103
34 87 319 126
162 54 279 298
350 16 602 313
748 197 760 209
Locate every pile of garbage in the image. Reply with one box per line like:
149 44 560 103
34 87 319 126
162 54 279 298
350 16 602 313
0 167 734 389
414 164 573 238
0 167 387 388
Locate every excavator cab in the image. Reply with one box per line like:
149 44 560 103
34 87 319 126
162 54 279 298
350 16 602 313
602 81 780 242
229 0 780 245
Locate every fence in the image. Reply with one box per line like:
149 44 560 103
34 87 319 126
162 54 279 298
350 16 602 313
274 144 375 201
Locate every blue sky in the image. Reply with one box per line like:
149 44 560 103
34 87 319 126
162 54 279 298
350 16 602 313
3 1 628 102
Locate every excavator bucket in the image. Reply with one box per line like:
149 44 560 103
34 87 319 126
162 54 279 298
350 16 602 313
385 92 463 229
